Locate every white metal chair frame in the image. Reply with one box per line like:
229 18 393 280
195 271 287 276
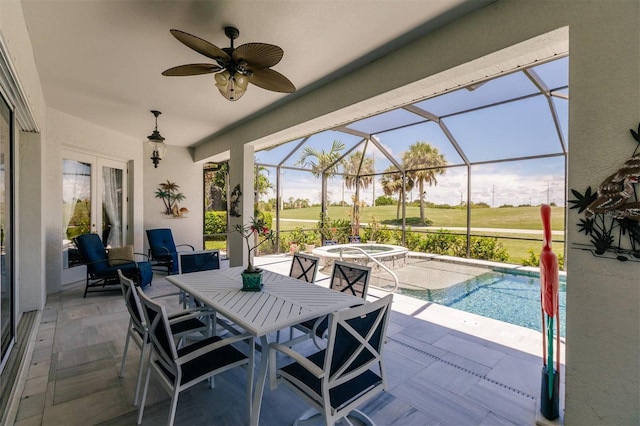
269 294 393 426
288 261 372 349
135 286 255 426
117 270 212 406
289 252 320 283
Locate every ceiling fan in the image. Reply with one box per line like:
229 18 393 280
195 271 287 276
162 26 296 101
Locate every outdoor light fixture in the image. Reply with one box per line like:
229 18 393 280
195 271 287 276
214 69 250 101
161 27 295 102
147 110 166 168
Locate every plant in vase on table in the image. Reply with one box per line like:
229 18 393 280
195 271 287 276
235 216 275 290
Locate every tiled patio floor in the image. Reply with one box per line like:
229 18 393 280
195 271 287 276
12 256 565 425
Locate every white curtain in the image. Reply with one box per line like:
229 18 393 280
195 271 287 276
102 166 122 247
62 160 90 241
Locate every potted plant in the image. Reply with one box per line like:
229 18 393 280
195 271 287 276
234 215 274 291
303 229 319 253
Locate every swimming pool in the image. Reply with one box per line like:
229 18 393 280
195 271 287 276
397 269 566 336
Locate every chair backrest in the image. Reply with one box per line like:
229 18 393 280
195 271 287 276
330 260 371 299
146 228 177 258
324 294 393 395
289 253 320 283
178 250 220 274
118 269 145 334
136 286 179 375
73 233 109 274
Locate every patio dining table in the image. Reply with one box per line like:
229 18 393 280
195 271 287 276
166 266 366 426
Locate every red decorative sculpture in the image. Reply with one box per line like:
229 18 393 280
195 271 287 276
539 204 560 420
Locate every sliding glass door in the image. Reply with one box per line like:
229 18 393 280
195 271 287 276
62 152 127 284
0 93 14 368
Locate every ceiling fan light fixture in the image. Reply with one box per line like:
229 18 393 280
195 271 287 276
215 72 247 101
163 27 295 102
146 110 167 168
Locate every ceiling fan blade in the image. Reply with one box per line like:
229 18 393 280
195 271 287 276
169 29 230 62
162 64 222 76
233 43 283 69
250 68 296 93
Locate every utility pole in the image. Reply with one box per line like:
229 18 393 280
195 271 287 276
492 185 495 208
547 181 550 204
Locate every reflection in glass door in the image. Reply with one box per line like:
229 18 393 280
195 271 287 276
0 93 14 368
100 163 125 248
62 158 92 270
62 154 127 285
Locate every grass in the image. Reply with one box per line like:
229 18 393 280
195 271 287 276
209 205 565 266
278 205 565 231
281 205 564 265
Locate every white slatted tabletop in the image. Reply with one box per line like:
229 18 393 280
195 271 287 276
166 266 364 336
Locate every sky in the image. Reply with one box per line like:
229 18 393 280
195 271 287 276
255 57 569 208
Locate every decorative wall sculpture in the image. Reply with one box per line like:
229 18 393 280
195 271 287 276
155 180 189 217
569 123 640 261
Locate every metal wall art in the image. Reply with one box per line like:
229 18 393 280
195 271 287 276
155 180 189 217
569 122 640 261
230 184 242 217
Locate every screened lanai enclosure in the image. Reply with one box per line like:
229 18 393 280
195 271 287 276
205 55 568 266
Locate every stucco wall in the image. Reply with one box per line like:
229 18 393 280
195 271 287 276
45 107 145 291
143 144 204 254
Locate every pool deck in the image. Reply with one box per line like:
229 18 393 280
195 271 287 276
11 254 566 425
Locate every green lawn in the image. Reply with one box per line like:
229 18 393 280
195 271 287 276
278 205 564 231
273 205 565 266
206 205 565 266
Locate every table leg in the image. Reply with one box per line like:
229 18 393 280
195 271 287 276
250 335 269 426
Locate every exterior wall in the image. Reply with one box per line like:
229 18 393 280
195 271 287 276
194 1 640 424
143 144 204 254
17 131 45 311
0 0 46 316
45 107 145 292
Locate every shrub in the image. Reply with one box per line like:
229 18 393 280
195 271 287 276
468 236 509 262
419 230 460 255
204 211 227 240
374 195 395 206
404 228 423 251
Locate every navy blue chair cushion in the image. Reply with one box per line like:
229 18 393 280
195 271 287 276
137 261 153 288
146 228 180 273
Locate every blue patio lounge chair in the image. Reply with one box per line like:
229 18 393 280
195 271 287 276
146 228 194 274
73 233 152 297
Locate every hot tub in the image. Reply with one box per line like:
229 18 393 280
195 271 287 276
312 243 409 271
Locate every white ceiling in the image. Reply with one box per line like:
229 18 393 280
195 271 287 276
20 0 488 149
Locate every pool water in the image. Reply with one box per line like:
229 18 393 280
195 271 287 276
397 270 566 336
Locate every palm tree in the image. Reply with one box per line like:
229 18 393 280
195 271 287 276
342 151 374 235
380 166 414 219
402 142 446 224
295 139 345 212
254 164 273 209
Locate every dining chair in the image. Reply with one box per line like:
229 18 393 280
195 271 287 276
288 252 320 283
288 260 372 349
146 228 195 274
269 294 393 426
117 270 211 406
277 253 321 343
136 286 255 426
177 249 221 307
